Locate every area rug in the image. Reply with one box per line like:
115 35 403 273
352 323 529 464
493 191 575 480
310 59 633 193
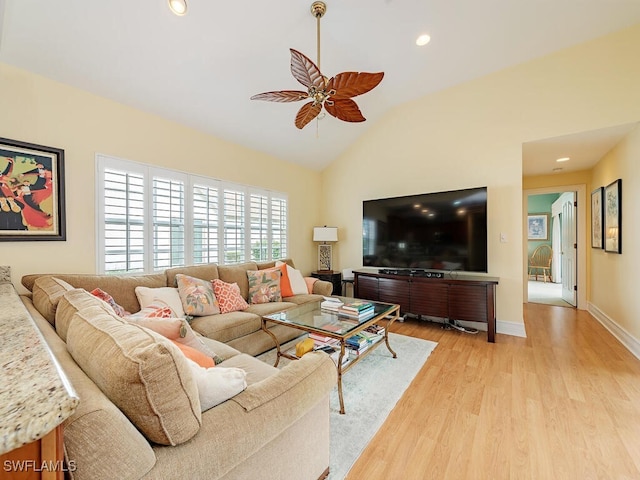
258 332 437 479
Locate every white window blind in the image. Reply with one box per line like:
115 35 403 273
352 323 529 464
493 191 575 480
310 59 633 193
223 188 245 264
192 183 219 265
153 176 185 270
250 192 269 262
271 195 287 260
96 155 286 274
102 168 145 273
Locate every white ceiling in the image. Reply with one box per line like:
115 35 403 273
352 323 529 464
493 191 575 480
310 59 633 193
1 0 640 171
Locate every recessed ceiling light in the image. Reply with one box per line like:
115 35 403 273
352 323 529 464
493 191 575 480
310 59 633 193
556 157 570 162
416 34 431 47
168 0 187 16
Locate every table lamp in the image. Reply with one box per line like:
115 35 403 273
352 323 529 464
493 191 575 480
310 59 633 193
313 226 338 273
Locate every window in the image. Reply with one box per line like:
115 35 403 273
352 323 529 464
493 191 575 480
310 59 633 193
97 155 288 274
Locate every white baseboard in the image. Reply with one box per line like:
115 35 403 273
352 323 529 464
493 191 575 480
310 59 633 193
497 320 527 338
455 319 527 338
588 302 640 361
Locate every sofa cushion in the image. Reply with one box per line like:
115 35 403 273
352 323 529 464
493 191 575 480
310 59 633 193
217 262 258 300
65 305 202 446
55 289 117 342
22 273 168 314
32 276 74 325
212 279 249 314
175 273 220 316
276 261 308 295
247 269 282 304
190 311 262 344
165 263 220 288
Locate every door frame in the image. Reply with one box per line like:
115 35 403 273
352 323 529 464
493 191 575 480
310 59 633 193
523 184 587 310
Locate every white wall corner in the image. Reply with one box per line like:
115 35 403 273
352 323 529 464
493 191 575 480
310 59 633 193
588 302 640 361
497 320 527 338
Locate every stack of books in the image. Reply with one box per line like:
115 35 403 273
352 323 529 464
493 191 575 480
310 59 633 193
320 297 344 312
346 332 372 355
338 300 375 320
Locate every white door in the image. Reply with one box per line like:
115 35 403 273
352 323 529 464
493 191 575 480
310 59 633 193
560 192 577 306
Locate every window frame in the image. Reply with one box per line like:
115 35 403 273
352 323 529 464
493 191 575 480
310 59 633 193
96 154 288 274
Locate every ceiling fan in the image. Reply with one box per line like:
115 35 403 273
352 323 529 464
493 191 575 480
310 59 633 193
250 1 384 130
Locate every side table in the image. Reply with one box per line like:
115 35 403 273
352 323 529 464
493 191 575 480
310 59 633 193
311 271 342 295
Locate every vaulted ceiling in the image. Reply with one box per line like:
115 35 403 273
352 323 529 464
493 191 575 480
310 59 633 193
1 0 640 171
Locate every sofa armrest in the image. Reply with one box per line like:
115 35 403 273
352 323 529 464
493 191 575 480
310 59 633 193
148 352 337 479
232 351 336 412
311 279 333 296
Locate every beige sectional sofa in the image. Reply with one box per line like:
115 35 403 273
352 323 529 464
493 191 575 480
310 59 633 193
18 259 337 479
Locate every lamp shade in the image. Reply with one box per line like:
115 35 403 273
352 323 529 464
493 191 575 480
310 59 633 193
313 226 338 242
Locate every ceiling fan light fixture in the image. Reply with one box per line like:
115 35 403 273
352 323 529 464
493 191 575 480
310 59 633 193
168 0 187 16
416 34 431 46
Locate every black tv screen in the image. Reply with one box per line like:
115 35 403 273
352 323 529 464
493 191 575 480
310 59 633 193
362 187 488 272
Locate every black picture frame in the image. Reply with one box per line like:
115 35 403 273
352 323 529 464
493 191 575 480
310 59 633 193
591 186 604 249
0 137 66 241
604 179 621 254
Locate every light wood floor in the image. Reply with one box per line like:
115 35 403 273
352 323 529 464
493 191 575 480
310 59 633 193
346 303 640 480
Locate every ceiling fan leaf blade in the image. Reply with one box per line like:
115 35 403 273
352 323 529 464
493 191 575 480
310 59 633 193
250 90 308 102
290 49 325 90
327 72 384 99
325 98 366 123
295 102 322 129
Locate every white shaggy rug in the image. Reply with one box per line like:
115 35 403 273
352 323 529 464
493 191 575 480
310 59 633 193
259 332 437 479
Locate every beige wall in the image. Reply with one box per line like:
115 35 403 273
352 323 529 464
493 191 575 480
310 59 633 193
323 24 640 329
0 63 323 290
590 124 640 340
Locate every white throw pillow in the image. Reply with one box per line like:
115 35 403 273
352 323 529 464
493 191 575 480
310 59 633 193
134 286 186 317
276 261 308 295
186 359 247 412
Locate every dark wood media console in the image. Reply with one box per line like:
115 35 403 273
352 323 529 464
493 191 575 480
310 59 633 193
353 270 499 342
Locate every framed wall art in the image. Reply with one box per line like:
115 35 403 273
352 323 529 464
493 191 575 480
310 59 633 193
0 137 66 241
604 179 621 254
591 186 604 249
527 213 549 241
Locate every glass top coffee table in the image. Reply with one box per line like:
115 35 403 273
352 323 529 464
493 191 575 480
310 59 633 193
261 297 400 414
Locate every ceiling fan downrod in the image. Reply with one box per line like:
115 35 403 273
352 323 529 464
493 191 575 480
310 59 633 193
311 1 326 71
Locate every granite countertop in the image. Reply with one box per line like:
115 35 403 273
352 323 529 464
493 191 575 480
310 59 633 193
0 282 79 455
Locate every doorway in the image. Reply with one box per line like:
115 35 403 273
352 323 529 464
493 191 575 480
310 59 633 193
524 185 586 310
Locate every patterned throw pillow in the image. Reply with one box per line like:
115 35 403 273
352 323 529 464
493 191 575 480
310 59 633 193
212 279 249 314
129 300 175 318
90 288 129 317
246 269 282 304
175 274 220 316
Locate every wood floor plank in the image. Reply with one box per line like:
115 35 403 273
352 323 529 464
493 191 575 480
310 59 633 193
345 304 640 479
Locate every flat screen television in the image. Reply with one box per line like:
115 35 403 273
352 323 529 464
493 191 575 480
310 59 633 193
362 187 488 273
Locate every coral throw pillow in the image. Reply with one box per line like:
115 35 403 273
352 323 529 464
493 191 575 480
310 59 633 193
171 341 215 368
268 264 293 297
129 300 175 319
175 274 220 316
212 279 249 314
275 261 308 295
91 288 129 317
246 269 282 304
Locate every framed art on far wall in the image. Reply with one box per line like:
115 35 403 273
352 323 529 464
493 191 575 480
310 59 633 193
0 137 66 241
591 186 604 249
527 213 549 241
604 179 621 254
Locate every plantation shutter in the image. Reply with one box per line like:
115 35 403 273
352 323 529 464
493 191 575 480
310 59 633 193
250 192 269 261
153 176 185 270
271 195 287 260
223 188 245 264
103 168 145 273
192 183 220 265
